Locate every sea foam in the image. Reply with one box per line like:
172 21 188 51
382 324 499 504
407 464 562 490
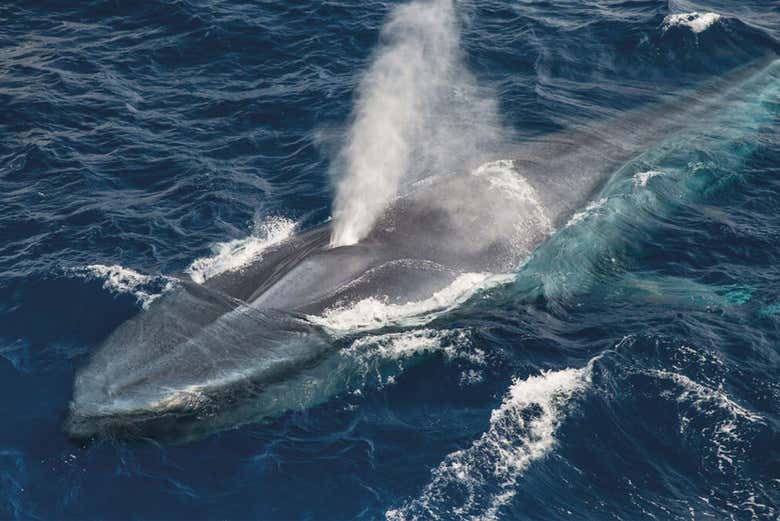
663 12 722 34
310 272 514 332
186 216 296 283
565 197 608 228
342 328 475 388
387 357 599 520
71 264 176 308
633 170 665 187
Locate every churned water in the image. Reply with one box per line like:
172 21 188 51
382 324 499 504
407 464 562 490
1 0 779 519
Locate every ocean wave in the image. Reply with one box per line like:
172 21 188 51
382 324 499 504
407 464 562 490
69 264 176 308
185 216 297 284
0 449 29 520
3 0 780 517
388 356 599 521
663 12 722 34
650 369 764 473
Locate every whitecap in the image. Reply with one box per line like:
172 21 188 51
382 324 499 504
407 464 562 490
651 370 763 426
387 357 599 520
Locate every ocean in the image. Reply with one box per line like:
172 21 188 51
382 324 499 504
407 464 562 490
1 0 779 519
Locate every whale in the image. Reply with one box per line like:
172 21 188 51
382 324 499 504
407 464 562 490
65 160 552 441
66 57 779 441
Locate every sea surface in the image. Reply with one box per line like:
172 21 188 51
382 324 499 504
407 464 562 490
1 0 780 519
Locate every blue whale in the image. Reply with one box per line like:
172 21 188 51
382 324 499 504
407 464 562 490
66 58 779 441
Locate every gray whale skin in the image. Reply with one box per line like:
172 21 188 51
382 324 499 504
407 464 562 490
66 163 552 441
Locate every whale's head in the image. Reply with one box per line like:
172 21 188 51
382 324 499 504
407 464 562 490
65 282 332 441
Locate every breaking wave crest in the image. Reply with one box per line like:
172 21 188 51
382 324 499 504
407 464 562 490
565 197 608 228
388 356 600 521
71 217 297 306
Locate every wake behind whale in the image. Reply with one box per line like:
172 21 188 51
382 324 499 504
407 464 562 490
65 0 779 441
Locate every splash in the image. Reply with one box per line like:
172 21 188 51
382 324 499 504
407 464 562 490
632 169 665 187
387 357 599 520
663 12 722 34
565 197 608 228
185 216 296 283
310 273 514 331
648 369 764 474
71 264 176 308
342 329 467 388
329 0 504 246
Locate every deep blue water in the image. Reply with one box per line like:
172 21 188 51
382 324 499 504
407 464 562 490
1 0 780 519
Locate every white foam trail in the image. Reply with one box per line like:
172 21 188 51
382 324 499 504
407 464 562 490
310 272 514 331
347 329 448 362
663 12 722 34
185 216 296 283
388 357 599 520
72 264 176 308
330 0 504 246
